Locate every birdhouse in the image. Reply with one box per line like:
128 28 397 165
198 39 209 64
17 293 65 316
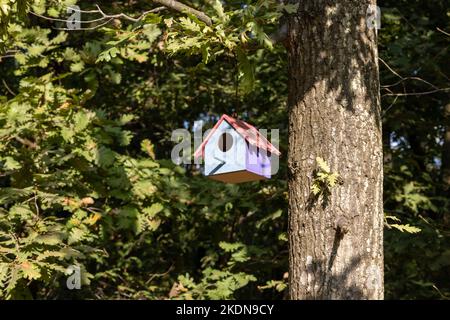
194 114 281 183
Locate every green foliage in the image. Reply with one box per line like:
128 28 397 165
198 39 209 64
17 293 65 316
0 0 448 301
0 4 289 296
0 69 174 297
310 157 341 207
312 157 340 193
380 0 450 299
159 0 291 94
385 215 421 234
258 279 287 293
174 242 257 299
0 0 31 52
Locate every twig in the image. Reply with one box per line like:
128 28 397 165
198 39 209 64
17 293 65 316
54 18 114 31
0 54 16 60
30 11 107 24
30 5 166 30
2 79 16 96
436 27 450 37
432 284 450 300
146 264 174 284
379 57 449 97
382 95 399 117
9 232 20 252
381 87 450 97
381 77 439 90
14 136 38 149
0 50 19 60
33 192 41 221
94 4 166 22
29 0 214 31
379 57 403 79
65 7 104 14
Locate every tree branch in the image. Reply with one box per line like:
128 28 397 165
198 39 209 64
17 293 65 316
2 79 16 96
379 57 449 98
381 87 450 97
54 18 115 31
152 0 212 26
29 5 167 30
94 4 166 23
14 136 37 149
29 1 212 30
437 27 450 37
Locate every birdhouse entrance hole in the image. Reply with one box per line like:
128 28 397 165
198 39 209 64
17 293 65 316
218 132 233 152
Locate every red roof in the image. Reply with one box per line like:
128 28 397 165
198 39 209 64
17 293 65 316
193 114 281 159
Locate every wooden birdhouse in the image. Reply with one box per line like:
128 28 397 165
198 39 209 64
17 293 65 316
194 114 281 183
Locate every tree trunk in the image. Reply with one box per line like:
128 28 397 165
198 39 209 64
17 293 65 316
286 0 384 299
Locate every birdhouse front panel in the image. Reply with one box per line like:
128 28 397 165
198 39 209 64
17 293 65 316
204 120 246 177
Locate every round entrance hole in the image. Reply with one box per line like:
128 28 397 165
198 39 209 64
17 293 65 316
218 132 233 152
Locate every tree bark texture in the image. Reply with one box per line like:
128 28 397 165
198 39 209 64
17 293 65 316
287 0 384 299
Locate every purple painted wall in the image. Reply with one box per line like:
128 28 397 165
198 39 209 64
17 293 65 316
245 143 271 178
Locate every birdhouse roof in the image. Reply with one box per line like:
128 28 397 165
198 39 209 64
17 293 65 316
194 114 281 159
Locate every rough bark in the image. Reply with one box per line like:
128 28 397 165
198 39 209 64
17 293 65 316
287 0 383 299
